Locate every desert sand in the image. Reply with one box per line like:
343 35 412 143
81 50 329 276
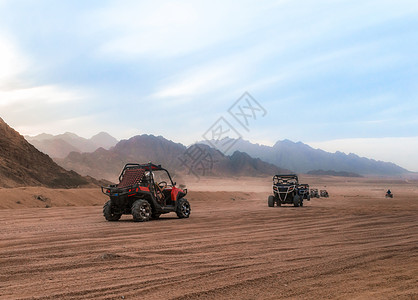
0 176 417 299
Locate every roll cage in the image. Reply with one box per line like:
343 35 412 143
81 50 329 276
118 163 175 187
100 163 183 201
273 174 299 185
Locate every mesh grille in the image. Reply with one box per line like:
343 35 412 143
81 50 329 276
117 168 145 188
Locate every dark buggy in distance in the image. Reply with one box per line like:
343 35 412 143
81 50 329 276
268 174 305 207
310 188 320 198
299 184 311 201
101 163 190 222
320 190 329 197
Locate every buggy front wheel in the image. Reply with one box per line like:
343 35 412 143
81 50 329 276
176 198 191 218
268 195 275 207
293 195 301 207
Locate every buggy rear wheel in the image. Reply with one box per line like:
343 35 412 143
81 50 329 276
132 199 151 222
176 198 191 218
103 200 122 221
268 195 275 207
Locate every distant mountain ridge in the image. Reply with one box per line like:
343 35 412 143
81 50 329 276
307 170 363 177
25 132 118 158
0 118 89 188
201 138 408 176
57 135 288 181
26 130 409 179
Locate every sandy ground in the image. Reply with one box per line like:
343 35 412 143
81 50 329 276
0 176 417 299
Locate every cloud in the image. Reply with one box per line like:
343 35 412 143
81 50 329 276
0 31 92 135
91 0 265 59
151 57 245 100
1 84 93 138
0 33 28 87
0 32 85 105
0 85 86 107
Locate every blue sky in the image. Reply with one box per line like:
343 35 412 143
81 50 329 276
0 0 417 170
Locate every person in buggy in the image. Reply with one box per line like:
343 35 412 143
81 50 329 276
386 189 393 198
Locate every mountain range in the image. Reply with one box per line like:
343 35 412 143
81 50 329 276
0 118 89 188
201 138 408 176
22 130 410 182
2 111 409 189
307 170 363 177
25 132 118 158
56 135 288 181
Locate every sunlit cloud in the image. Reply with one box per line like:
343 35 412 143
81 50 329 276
151 58 246 100
0 31 92 134
0 33 28 87
0 85 87 107
91 0 265 59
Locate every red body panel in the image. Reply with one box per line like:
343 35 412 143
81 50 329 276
171 186 184 202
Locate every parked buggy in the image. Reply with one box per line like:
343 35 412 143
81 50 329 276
320 190 329 197
298 184 311 201
310 188 320 198
101 163 190 222
268 174 305 207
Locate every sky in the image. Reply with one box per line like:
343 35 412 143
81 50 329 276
0 0 417 171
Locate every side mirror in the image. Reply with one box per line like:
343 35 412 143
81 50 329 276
173 182 176 186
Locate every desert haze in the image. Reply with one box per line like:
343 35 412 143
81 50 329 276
0 176 417 299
